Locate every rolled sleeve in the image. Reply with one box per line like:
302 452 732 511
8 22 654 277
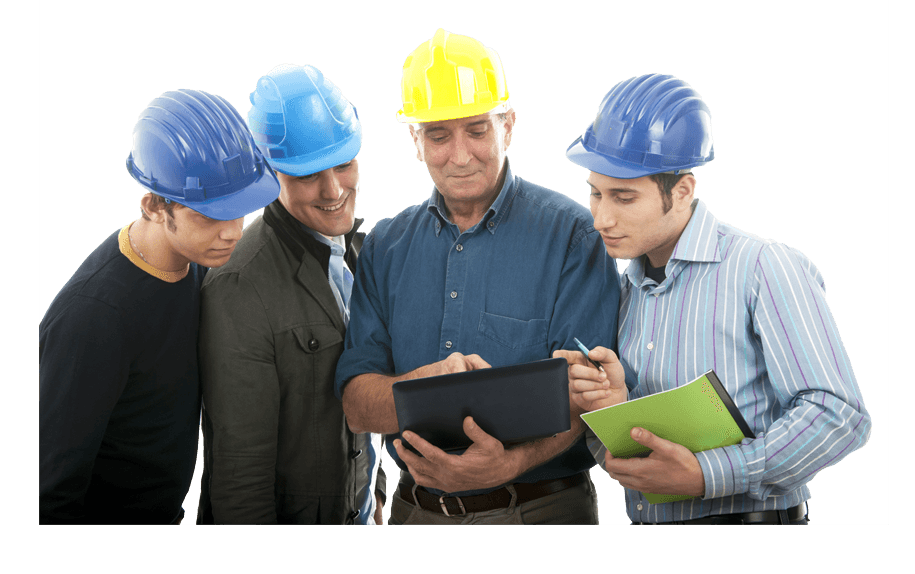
335 232 395 398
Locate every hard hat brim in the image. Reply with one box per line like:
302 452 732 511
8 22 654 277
173 167 281 221
396 101 508 124
265 132 361 178
565 137 663 179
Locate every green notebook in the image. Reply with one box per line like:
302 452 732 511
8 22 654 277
580 369 754 504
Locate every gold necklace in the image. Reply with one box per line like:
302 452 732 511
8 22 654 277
128 224 150 264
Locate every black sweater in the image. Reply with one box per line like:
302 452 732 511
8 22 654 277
40 228 204 524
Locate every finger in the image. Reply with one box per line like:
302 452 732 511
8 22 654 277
577 389 614 405
393 437 422 465
400 430 449 465
568 364 607 383
464 354 492 370
441 353 470 374
603 451 635 475
570 379 610 398
552 349 589 367
462 417 502 450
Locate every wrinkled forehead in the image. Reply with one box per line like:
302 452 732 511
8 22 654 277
413 112 500 134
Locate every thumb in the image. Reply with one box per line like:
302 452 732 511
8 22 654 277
589 346 619 366
463 416 500 448
630 427 665 453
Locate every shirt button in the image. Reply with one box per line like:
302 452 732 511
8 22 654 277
647 342 654 350
450 291 458 299
308 338 319 351
653 293 659 297
488 221 494 228
456 244 463 252
445 341 453 349
637 503 643 511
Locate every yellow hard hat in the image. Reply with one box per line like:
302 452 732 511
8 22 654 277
396 29 510 124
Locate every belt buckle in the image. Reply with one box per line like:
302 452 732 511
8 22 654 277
439 494 466 517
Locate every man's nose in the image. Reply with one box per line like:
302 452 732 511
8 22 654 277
593 199 616 230
448 134 473 167
220 218 244 241
318 170 344 201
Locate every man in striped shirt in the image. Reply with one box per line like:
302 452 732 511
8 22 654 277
563 74 870 524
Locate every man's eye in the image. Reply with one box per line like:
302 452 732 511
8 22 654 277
469 131 486 138
335 162 352 171
616 197 634 204
297 174 318 182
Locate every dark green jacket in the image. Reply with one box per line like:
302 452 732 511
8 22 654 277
197 200 383 524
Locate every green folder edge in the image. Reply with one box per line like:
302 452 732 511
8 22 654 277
580 370 754 504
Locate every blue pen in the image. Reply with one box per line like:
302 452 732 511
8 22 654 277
573 337 604 371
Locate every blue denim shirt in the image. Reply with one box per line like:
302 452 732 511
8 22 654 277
335 161 620 495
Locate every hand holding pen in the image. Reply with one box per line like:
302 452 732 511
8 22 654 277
553 338 628 412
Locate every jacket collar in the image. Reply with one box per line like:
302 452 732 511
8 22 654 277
263 199 363 277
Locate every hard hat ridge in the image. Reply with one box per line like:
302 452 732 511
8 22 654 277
397 28 510 123
126 89 280 221
566 73 714 179
247 64 361 177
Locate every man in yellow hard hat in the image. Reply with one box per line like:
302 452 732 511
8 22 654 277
334 29 623 524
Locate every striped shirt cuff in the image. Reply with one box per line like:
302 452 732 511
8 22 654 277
695 444 750 499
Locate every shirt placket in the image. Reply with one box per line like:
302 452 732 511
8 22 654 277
637 281 666 397
438 224 471 360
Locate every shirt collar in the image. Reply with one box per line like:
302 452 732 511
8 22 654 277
623 199 721 286
299 223 345 256
426 158 515 236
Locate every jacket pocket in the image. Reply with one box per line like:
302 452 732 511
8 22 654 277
477 311 548 349
290 323 343 355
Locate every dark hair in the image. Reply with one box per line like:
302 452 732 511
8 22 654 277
648 172 691 213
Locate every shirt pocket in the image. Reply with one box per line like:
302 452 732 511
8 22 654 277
477 311 548 350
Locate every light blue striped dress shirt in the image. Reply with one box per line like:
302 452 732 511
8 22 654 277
588 199 871 523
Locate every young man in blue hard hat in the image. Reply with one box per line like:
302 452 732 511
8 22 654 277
195 64 384 525
39 89 281 524
335 29 620 524
564 74 871 524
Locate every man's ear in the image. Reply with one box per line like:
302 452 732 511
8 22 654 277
140 193 166 223
409 125 424 162
672 174 696 212
502 108 516 149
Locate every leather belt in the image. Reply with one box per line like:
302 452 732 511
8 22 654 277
635 503 808 525
397 472 588 517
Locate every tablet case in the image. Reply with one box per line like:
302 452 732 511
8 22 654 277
392 357 571 453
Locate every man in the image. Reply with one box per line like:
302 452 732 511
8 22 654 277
39 90 281 524
565 73 871 524
335 29 620 525
196 64 384 525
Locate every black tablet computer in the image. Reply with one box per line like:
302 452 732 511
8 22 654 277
392 357 571 453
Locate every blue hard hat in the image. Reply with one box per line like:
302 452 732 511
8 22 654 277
248 64 361 177
566 74 714 179
126 89 280 221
